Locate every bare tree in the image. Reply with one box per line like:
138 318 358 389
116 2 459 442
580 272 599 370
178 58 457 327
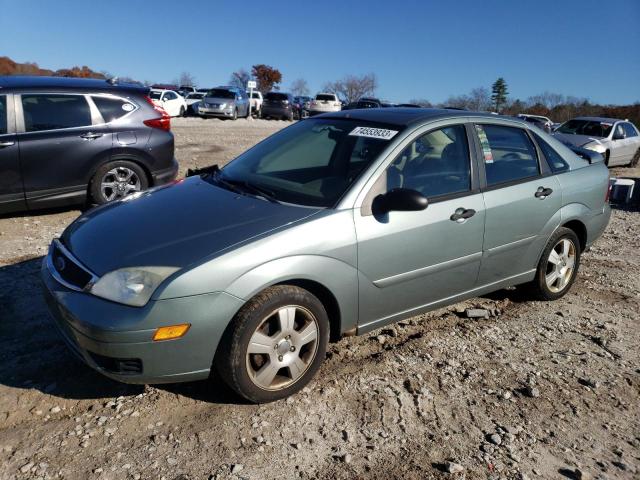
468 87 492 111
290 78 310 97
229 68 251 90
323 73 377 103
175 71 196 87
527 91 565 110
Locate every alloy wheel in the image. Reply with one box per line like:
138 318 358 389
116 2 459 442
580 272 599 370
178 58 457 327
545 238 576 293
245 305 319 391
101 167 141 201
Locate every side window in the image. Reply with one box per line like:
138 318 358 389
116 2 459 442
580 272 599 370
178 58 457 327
0 96 7 134
613 124 625 139
533 133 569 173
22 94 92 132
476 124 539 186
623 123 638 138
388 124 471 198
92 96 135 123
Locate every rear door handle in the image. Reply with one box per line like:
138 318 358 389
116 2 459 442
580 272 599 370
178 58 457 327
535 187 553 199
80 132 103 140
0 141 15 148
450 208 476 223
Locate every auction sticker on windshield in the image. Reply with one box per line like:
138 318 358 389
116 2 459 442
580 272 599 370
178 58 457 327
349 126 399 140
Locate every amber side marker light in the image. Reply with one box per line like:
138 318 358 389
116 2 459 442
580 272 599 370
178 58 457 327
153 324 191 341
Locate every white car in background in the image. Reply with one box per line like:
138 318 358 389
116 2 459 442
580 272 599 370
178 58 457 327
553 117 640 167
148 89 188 117
185 92 205 115
307 92 342 116
249 91 263 116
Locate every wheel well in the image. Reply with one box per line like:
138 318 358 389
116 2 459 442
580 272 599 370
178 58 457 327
276 279 342 342
562 220 587 251
90 156 153 187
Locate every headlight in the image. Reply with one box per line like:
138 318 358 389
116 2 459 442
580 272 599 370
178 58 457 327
583 142 606 154
90 267 179 307
219 103 227 109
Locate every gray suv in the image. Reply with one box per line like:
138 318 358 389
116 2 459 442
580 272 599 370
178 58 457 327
0 76 178 214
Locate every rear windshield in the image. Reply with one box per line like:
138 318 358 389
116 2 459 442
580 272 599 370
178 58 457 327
251 92 261 98
556 119 613 138
316 94 335 101
206 89 235 99
265 93 288 101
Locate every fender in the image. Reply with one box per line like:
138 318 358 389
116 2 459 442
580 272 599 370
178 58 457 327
224 255 359 335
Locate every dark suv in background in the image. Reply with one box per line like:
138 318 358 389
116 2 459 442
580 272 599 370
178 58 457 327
0 76 178 214
261 92 295 120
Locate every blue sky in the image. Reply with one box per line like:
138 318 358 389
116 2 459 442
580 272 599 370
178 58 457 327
1 0 639 104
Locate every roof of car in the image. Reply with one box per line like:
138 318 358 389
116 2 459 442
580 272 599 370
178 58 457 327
572 116 624 123
0 75 149 93
319 107 516 127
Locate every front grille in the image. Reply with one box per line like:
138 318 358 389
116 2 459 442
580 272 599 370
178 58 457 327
49 240 95 290
89 352 143 375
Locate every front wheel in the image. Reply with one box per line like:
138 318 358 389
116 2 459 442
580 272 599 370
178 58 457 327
179 106 186 117
527 227 581 301
231 108 238 120
215 285 329 403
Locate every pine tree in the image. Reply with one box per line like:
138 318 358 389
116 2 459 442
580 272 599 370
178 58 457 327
491 78 509 113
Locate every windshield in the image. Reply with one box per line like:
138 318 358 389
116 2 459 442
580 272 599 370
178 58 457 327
206 89 235 99
218 119 401 207
149 91 162 100
556 119 613 138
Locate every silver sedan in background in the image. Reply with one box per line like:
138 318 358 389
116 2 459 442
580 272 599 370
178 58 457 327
553 116 640 167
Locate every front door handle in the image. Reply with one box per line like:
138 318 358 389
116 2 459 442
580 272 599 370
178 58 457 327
535 187 553 199
0 141 15 148
450 208 476 223
80 132 103 140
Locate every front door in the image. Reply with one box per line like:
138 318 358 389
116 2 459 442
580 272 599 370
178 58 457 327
355 123 485 332
0 94 25 213
474 123 561 285
16 93 113 208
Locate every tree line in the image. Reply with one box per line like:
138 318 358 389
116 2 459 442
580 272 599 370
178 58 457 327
2 56 638 126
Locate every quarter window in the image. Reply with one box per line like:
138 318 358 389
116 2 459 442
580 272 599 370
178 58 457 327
476 125 539 186
22 94 92 132
533 133 569 173
92 96 135 122
0 96 7 134
388 125 471 198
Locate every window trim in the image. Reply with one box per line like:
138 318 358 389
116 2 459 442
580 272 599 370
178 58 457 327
89 93 140 125
529 131 569 175
0 94 17 136
472 123 548 192
15 93 96 134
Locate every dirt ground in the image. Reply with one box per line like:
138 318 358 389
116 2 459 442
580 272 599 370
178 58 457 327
1 117 638 480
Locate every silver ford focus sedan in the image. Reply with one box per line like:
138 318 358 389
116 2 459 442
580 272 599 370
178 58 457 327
42 109 611 403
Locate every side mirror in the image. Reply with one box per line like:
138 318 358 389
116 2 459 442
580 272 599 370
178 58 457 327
373 188 428 214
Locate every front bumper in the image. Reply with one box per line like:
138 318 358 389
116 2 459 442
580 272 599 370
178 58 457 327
198 106 235 117
41 258 244 384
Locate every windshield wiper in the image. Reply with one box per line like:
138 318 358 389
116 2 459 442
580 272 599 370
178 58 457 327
220 176 280 203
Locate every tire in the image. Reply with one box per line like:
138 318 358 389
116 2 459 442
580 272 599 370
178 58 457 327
527 227 581 301
231 108 238 120
629 148 640 167
90 160 148 205
179 106 186 117
604 150 610 166
245 106 251 119
215 285 330 403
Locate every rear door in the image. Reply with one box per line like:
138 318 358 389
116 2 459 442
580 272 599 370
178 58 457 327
0 94 26 213
474 123 561 285
16 93 113 209
622 122 640 163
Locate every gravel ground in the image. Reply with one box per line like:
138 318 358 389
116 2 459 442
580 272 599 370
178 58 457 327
0 117 638 480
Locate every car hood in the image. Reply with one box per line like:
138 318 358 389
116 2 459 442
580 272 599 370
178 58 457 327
552 132 604 148
62 177 319 276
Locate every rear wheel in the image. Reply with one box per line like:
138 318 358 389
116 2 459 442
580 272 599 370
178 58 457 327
629 148 640 167
179 106 186 117
90 160 148 205
527 227 580 301
215 285 329 403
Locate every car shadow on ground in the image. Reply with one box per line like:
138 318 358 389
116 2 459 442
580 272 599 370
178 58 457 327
0 257 244 405
0 204 89 220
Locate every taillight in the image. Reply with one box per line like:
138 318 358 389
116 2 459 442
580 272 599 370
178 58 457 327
143 96 171 131
605 176 612 203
